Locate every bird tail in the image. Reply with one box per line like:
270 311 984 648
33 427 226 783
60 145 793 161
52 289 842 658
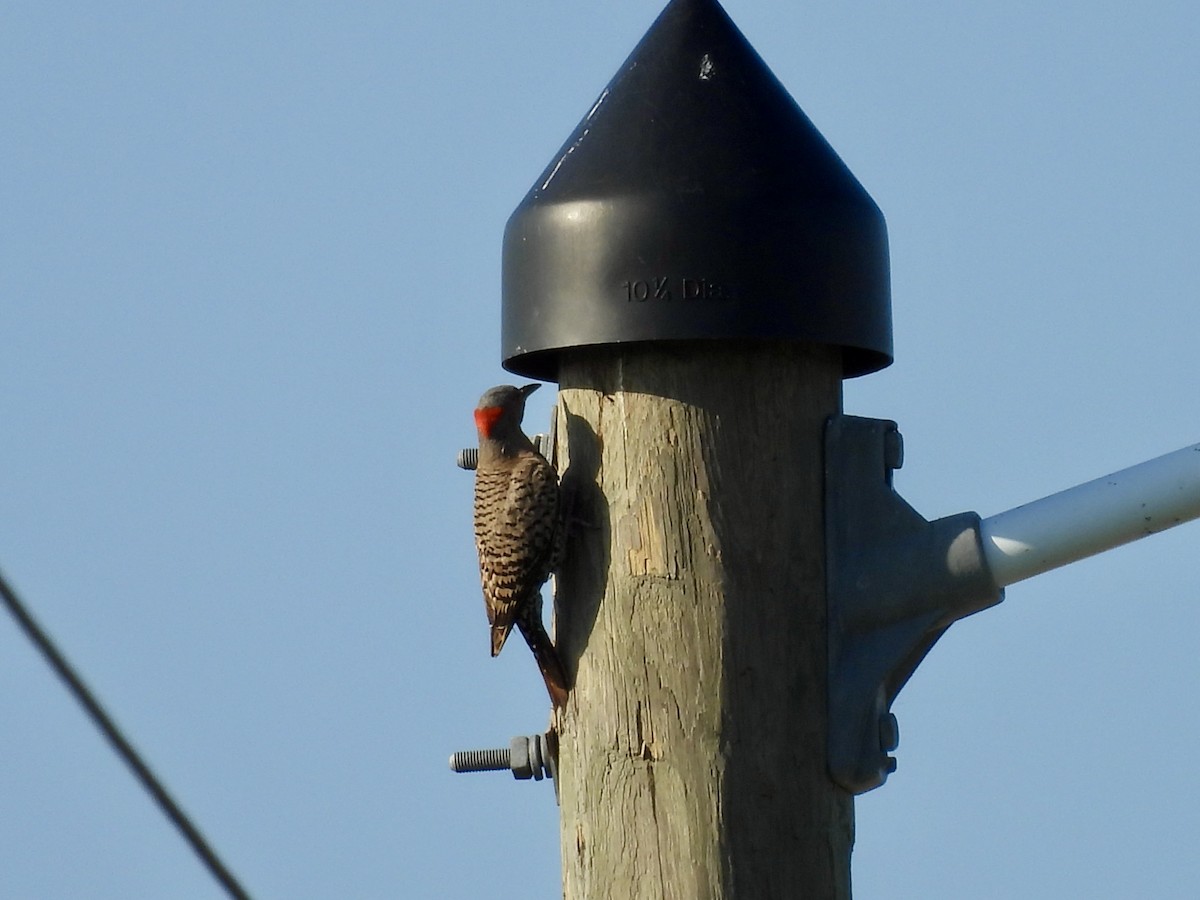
490 621 513 657
516 602 570 709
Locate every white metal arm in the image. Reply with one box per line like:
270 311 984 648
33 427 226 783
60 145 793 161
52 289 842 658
980 443 1200 587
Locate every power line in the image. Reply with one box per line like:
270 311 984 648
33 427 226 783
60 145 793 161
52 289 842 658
0 567 253 900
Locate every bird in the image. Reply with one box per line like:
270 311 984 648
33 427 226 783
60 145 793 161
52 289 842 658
472 383 569 708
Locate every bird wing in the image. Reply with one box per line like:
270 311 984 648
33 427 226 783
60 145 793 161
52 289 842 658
474 452 561 656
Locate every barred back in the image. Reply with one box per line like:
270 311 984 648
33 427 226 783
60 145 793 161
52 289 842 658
473 450 562 656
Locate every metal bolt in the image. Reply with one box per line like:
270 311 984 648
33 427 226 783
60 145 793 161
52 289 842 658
449 733 555 782
457 448 478 470
457 435 548 472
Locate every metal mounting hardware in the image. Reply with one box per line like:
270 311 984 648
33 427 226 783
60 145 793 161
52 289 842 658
454 428 562 804
457 435 551 471
456 447 479 470
825 415 1004 794
449 732 558 784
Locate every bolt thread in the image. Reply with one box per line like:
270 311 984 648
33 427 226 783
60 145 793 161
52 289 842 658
456 448 479 470
449 748 510 773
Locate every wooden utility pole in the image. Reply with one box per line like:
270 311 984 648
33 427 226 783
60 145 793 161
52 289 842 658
553 344 851 897
498 0 892 895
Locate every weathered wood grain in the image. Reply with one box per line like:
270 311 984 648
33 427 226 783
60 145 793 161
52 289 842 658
553 342 853 899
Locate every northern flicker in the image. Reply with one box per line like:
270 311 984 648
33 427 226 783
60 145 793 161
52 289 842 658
472 383 569 708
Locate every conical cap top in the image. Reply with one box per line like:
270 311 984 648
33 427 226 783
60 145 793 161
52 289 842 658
502 0 892 380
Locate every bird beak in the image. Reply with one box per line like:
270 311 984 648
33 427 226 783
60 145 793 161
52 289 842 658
520 383 541 398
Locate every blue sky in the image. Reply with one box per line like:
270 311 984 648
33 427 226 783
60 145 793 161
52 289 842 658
1 1 1197 896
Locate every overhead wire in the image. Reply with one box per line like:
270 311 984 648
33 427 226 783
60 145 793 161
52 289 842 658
0 567 252 900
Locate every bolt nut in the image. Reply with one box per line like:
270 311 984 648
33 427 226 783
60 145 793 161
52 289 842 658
509 735 533 779
510 734 550 781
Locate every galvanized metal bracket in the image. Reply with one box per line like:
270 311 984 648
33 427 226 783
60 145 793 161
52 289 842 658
825 415 1004 794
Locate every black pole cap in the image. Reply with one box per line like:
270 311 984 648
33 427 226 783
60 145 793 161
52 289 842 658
502 0 892 381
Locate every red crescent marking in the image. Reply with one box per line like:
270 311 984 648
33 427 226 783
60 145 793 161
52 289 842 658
474 406 503 438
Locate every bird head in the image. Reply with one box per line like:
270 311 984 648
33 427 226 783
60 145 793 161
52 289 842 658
474 383 540 445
